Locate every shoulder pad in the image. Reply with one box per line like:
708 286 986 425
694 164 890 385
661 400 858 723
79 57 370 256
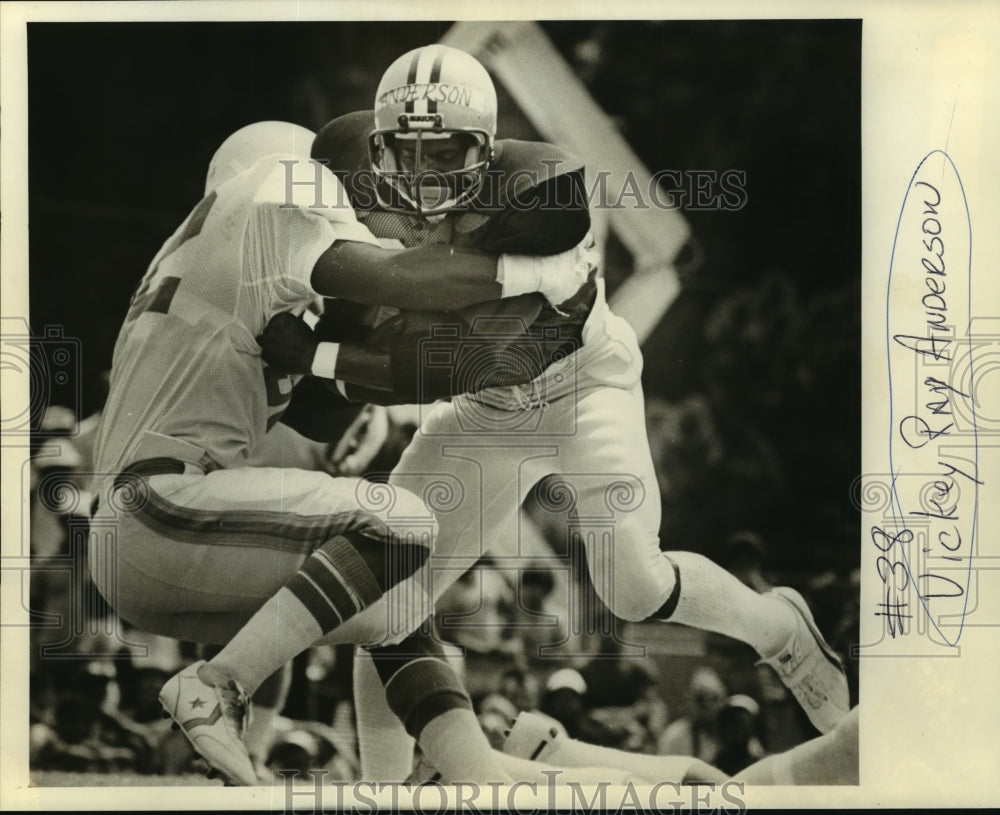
473 140 584 210
492 139 584 178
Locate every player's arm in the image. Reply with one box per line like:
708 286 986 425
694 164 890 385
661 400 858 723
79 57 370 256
259 296 548 403
252 157 588 313
311 238 592 313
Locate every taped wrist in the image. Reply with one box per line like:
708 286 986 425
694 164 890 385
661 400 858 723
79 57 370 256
311 341 341 379
496 254 543 298
368 638 473 739
498 249 584 311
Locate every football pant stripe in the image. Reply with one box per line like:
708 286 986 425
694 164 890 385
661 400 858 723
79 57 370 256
121 481 396 553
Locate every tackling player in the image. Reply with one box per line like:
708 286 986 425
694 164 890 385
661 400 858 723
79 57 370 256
258 44 851 781
88 119 591 785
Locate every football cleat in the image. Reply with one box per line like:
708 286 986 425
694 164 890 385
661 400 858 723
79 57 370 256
501 711 564 763
158 660 257 786
757 587 850 734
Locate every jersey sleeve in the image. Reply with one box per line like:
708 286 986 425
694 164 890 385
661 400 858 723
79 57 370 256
245 159 382 305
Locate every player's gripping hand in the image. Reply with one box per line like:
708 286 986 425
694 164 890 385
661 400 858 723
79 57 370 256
258 312 319 375
497 233 600 313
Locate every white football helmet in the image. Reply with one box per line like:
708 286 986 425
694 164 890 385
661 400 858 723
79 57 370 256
204 121 316 195
369 44 497 216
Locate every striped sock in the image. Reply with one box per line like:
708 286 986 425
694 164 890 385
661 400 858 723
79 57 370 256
207 534 426 695
285 535 385 633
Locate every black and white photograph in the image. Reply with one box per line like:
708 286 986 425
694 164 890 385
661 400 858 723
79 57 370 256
1 2 997 811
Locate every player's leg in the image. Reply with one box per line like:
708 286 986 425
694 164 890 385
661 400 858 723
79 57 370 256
94 466 435 784
353 646 415 780
341 399 560 778
491 751 640 787
730 705 859 785
410 747 645 787
557 383 849 733
171 469 434 690
359 627 513 784
502 710 727 785
242 663 292 775
146 467 511 784
92 467 434 638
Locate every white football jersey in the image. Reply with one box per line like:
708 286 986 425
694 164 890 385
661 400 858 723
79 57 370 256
95 155 378 480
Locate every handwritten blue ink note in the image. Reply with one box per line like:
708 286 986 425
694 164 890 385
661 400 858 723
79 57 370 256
882 149 981 646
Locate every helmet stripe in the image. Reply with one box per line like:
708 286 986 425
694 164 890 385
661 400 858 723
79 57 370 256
426 49 446 114
412 47 436 116
404 51 420 113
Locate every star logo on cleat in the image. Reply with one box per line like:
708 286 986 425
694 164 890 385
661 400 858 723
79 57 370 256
190 697 207 710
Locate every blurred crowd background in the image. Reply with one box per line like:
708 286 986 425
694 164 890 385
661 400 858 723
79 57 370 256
25 19 861 781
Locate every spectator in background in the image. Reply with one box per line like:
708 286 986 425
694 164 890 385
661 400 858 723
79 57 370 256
720 530 774 594
497 667 541 716
713 694 766 775
30 660 157 774
539 669 625 748
657 667 727 764
265 722 357 782
579 638 669 754
508 566 570 663
435 559 518 658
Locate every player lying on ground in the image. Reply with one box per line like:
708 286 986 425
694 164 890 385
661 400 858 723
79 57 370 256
406 707 858 787
256 43 850 781
88 120 592 785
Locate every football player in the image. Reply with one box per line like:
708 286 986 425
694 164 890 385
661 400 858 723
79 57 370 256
499 706 859 786
258 43 851 782
88 119 592 785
